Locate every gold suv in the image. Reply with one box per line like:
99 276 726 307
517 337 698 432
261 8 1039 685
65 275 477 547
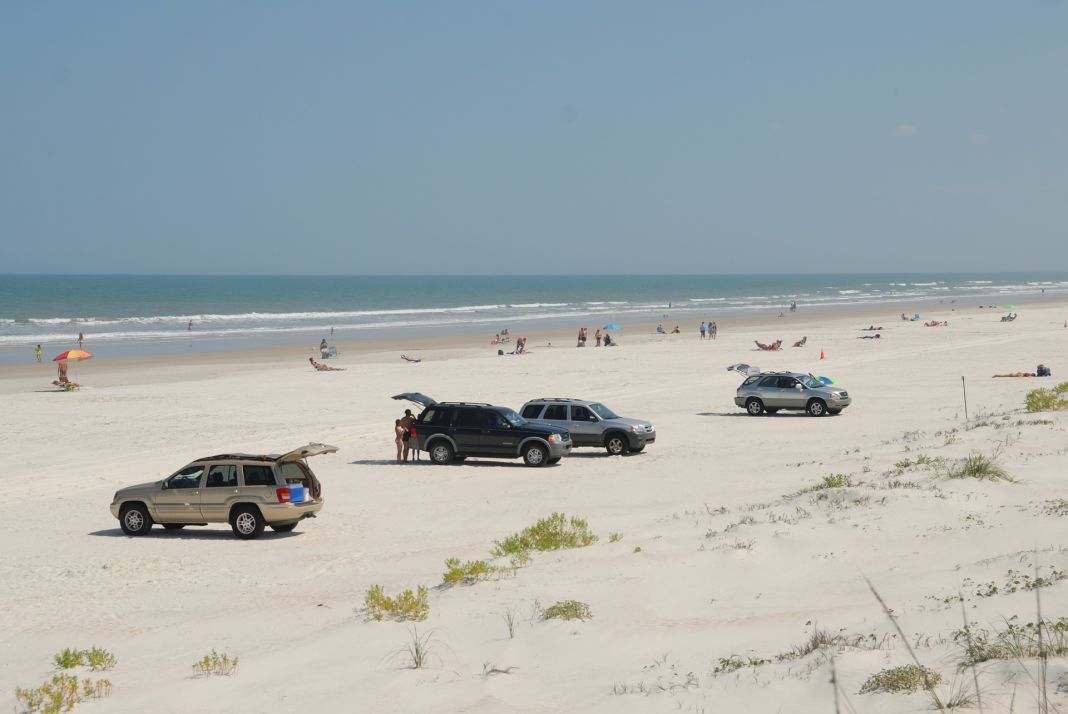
109 444 337 539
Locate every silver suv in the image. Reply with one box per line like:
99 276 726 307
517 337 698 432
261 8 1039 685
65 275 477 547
519 398 655 455
735 372 851 417
109 443 337 539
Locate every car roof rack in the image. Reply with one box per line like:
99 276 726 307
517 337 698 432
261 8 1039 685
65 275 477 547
434 401 493 407
531 397 583 402
196 453 279 462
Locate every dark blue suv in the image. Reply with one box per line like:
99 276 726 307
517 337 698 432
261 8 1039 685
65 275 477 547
395 394 572 467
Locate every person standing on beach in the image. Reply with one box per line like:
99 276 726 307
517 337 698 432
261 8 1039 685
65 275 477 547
394 419 405 463
699 322 706 340
710 321 717 340
187 320 193 331
78 332 84 348
595 328 602 347
34 344 42 362
400 409 417 461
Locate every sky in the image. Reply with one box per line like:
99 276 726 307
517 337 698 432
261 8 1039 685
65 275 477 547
1 1 1066 275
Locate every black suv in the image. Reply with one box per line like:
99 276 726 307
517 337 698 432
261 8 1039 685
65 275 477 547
394 393 572 467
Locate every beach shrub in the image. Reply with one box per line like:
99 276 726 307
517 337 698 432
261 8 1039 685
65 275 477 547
713 655 771 674
15 673 111 714
542 600 592 621
363 584 429 622
1025 383 1068 412
946 454 1012 482
608 532 622 543
53 648 85 670
1044 499 1068 516
442 558 509 585
491 513 597 563
52 646 116 672
859 664 941 694
192 650 239 677
954 617 1068 665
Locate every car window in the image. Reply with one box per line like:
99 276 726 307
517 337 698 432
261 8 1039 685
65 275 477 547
742 376 760 386
280 462 308 483
570 405 594 421
758 376 780 387
481 410 507 428
168 465 205 489
206 464 237 488
453 409 479 427
421 408 449 425
500 408 527 427
242 464 276 487
543 405 567 420
521 404 543 419
588 402 618 419
801 375 823 388
779 377 798 388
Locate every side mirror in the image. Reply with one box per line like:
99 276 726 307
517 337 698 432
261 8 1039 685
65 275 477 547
588 415 598 422
161 482 168 490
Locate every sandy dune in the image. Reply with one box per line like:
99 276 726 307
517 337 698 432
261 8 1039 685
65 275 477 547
3 303 1067 713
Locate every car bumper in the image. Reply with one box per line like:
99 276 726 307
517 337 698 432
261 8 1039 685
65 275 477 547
259 499 324 523
828 397 852 409
109 502 121 519
548 442 572 459
628 432 655 448
734 396 747 407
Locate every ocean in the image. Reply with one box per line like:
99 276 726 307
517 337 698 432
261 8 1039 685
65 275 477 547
2 273 1065 362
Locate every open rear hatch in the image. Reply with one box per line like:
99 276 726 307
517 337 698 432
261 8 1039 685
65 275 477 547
278 443 339 463
391 392 437 408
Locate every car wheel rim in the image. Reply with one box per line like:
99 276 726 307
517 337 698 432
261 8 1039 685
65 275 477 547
748 402 761 414
432 446 449 462
528 448 544 465
811 403 823 415
609 438 623 453
125 511 143 530
236 513 256 534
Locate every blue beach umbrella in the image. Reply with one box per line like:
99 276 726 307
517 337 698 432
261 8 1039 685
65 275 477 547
818 375 837 385
602 323 622 331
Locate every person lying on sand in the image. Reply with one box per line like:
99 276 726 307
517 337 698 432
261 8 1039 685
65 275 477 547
754 339 783 351
993 372 1036 378
861 325 884 331
857 334 882 339
400 354 421 363
793 336 807 347
309 357 346 371
924 320 948 327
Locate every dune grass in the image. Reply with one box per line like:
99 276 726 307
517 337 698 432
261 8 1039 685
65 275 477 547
946 453 1013 482
363 584 430 622
1025 382 1068 412
542 600 592 621
491 513 597 564
860 664 942 694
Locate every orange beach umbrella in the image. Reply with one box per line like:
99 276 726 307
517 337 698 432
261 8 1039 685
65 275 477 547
53 349 92 362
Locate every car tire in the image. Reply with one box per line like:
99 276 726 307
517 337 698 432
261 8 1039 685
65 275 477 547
807 399 828 417
230 506 265 540
523 443 548 467
429 441 454 465
629 445 645 453
271 523 298 533
828 409 842 415
745 398 765 416
547 457 561 465
161 524 185 530
605 433 628 455
766 408 779 415
119 503 153 536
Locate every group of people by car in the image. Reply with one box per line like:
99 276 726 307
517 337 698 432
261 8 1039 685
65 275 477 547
393 408 420 463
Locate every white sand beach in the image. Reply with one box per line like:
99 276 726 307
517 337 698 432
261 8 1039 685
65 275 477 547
3 302 1068 713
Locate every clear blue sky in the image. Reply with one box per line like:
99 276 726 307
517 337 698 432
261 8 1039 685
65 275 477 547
1 2 1065 274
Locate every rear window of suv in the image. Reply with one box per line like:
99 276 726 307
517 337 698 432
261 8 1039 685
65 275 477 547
242 464 276 486
521 404 543 419
543 405 568 420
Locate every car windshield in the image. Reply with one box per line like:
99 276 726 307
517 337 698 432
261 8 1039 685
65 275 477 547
801 375 824 388
588 402 618 419
500 408 527 427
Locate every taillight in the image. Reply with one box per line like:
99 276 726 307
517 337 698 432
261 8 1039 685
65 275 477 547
276 487 291 503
